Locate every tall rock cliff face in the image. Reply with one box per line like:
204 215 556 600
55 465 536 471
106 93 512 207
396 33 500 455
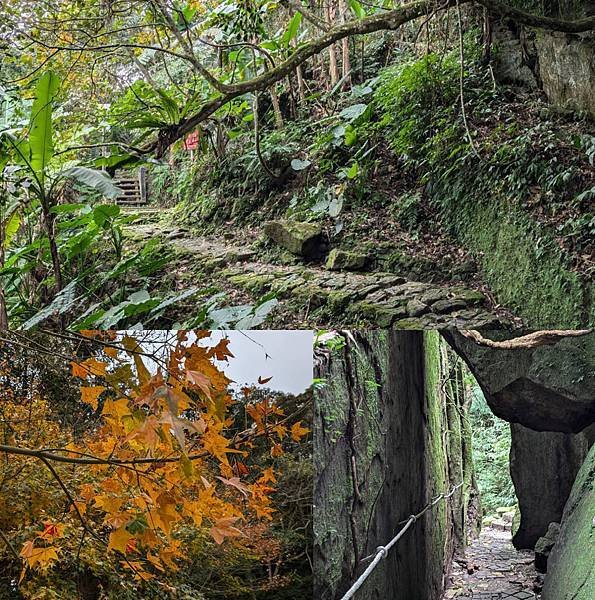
542 443 595 600
314 331 477 600
510 423 595 549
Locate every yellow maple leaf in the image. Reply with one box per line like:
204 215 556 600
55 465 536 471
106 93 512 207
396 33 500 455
81 357 108 377
107 526 133 554
290 421 311 442
260 467 277 484
201 425 243 464
271 443 284 457
94 495 123 515
102 398 131 420
104 346 119 359
80 386 105 409
20 541 59 570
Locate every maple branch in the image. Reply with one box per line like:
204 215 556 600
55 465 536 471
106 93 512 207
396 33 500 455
0 528 21 561
37 455 100 542
0 443 204 465
459 329 592 349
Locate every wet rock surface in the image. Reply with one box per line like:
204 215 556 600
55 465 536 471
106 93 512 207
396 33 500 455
509 424 593 550
443 528 541 599
534 523 560 574
542 443 595 600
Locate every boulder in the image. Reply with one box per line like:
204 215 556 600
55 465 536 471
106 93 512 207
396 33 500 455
442 331 595 433
432 298 467 314
534 522 560 573
407 298 430 317
542 444 595 600
264 220 327 259
325 249 367 271
510 423 594 550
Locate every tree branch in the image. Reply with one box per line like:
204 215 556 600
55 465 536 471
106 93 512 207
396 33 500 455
149 0 595 156
459 329 592 349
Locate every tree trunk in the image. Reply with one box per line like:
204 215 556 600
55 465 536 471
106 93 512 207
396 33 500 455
326 1 339 88
339 0 352 88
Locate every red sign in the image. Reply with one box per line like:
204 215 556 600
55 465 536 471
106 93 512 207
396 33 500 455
183 130 200 151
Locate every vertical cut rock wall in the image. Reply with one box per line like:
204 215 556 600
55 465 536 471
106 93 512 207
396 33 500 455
314 331 475 600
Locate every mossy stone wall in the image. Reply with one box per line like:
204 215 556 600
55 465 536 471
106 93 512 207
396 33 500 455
314 331 474 599
542 442 595 600
433 183 593 328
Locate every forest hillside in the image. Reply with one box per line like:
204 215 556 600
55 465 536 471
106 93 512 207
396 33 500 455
1 1 594 329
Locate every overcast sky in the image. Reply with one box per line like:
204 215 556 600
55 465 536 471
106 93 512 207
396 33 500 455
205 331 314 394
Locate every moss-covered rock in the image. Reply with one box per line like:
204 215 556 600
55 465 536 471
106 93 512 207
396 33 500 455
314 332 475 599
443 331 595 433
325 249 367 271
542 443 595 599
264 220 327 259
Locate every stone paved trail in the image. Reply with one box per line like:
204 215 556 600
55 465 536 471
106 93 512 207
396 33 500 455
127 220 519 328
443 528 541 599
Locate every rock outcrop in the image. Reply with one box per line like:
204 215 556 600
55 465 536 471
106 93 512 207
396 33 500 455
325 249 367 271
534 522 560 573
510 423 594 549
443 331 595 433
542 444 595 600
491 17 595 118
536 31 595 119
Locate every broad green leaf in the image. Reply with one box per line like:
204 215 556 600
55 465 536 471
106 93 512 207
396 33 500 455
291 158 311 171
348 0 365 18
155 89 180 124
3 211 21 248
148 286 201 318
346 162 359 179
62 167 122 198
29 70 60 184
50 203 88 214
19 280 79 330
93 204 120 228
328 195 344 218
281 12 302 47
339 103 368 122
235 297 278 329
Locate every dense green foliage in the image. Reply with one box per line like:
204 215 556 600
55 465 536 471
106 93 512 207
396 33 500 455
469 387 516 516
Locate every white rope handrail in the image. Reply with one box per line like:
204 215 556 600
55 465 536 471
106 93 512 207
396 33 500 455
339 481 464 600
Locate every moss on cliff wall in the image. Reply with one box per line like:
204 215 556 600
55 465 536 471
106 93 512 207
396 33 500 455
542 443 595 600
314 331 475 600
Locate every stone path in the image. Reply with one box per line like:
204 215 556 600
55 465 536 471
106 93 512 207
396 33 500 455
443 528 541 599
127 221 517 328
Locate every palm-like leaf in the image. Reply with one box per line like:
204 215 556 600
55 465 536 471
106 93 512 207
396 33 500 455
29 71 60 186
61 166 122 198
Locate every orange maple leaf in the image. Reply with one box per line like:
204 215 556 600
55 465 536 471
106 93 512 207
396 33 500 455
290 421 311 442
108 526 134 554
71 361 87 379
210 517 243 545
80 386 105 410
